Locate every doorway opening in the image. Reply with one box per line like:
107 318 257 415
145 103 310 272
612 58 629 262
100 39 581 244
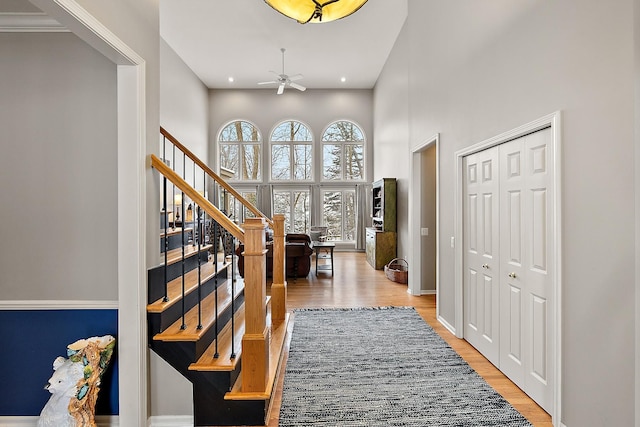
408 134 439 302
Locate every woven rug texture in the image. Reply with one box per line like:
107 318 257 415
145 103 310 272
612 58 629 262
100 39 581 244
278 307 532 426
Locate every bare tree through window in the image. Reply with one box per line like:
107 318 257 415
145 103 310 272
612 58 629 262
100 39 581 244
271 120 312 181
219 121 261 181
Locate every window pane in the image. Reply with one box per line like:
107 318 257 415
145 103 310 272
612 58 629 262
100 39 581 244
323 191 342 240
220 121 261 142
293 144 312 180
271 144 291 180
272 121 312 141
273 191 291 231
220 144 238 178
344 191 356 241
322 121 364 142
219 121 262 181
323 145 342 180
243 191 257 219
344 144 364 180
241 144 261 180
292 191 310 233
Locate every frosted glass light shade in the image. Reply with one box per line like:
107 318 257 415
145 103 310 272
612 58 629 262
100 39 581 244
265 0 368 24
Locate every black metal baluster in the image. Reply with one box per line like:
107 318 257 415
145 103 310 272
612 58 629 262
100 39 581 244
162 136 169 302
196 204 203 330
180 190 186 330
230 234 236 359
172 144 176 230
213 221 220 358
162 175 169 303
192 161 197 247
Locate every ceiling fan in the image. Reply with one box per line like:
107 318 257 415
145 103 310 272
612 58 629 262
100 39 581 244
258 48 307 95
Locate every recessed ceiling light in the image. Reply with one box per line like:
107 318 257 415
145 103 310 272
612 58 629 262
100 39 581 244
341 77 347 83
228 77 234 83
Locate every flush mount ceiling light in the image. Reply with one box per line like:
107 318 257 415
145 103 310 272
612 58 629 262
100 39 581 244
265 0 368 24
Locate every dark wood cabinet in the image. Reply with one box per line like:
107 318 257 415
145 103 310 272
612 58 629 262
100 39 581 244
367 178 397 269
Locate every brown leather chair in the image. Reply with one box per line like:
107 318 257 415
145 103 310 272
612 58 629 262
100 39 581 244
235 233 313 278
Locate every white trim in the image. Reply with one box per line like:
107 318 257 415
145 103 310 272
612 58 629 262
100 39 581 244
0 300 118 310
453 111 562 425
408 134 439 299
437 314 456 336
147 415 194 427
0 13 68 32
0 416 118 426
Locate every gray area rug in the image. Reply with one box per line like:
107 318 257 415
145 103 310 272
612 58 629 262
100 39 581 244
279 307 532 426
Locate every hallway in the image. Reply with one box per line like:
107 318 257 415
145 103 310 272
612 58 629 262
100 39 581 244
262 251 552 427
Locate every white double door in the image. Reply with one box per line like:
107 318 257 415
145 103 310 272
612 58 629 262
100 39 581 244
463 128 553 413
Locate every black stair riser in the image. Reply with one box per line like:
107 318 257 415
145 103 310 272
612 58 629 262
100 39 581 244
161 232 193 252
147 250 213 304
149 290 245 364
193 369 268 427
147 273 222 336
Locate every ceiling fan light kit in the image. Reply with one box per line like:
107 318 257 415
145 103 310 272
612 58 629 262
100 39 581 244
264 0 368 24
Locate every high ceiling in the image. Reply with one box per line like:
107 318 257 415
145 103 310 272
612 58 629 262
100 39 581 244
160 0 408 90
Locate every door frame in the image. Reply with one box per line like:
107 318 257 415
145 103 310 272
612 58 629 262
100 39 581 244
453 112 562 424
408 134 439 297
29 1 148 425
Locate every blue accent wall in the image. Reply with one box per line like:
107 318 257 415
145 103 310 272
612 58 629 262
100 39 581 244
0 309 119 416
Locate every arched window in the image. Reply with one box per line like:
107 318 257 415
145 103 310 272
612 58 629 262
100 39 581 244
321 120 365 181
270 120 313 181
218 120 261 181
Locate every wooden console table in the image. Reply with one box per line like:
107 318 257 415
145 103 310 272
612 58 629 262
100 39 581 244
312 241 335 276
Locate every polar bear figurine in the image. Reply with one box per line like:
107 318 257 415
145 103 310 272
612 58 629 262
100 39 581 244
37 356 85 427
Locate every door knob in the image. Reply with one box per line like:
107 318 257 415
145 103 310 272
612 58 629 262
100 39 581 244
508 272 517 279
482 264 489 269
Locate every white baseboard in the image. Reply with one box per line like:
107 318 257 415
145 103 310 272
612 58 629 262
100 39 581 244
0 416 118 426
437 314 457 336
147 415 194 427
420 289 436 295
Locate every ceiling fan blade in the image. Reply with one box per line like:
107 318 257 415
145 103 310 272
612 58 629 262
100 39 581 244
258 80 277 85
288 74 304 81
277 83 285 95
289 82 306 92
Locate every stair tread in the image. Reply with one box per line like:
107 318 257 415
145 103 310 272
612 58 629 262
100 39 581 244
153 278 245 342
147 254 229 313
163 244 213 266
189 304 246 371
224 312 290 400
188 296 272 372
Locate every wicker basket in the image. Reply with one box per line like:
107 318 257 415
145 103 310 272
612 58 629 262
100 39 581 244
384 258 408 284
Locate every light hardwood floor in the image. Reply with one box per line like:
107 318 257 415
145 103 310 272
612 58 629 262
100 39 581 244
259 251 552 427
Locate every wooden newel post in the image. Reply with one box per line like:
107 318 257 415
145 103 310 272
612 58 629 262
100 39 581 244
241 217 269 392
271 214 287 324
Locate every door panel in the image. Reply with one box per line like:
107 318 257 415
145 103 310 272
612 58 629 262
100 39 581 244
522 129 553 412
463 149 499 365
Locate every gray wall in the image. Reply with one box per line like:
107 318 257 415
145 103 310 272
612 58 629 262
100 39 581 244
160 39 209 161
374 0 635 425
0 32 117 300
372 20 410 259
150 37 211 417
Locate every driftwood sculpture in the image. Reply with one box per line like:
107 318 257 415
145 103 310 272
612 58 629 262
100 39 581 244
38 335 115 427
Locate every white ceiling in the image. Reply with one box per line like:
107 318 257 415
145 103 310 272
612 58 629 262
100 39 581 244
160 0 407 90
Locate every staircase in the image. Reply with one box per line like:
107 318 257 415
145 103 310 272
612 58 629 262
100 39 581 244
148 128 289 426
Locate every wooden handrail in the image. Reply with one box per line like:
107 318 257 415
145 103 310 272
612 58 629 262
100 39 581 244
151 154 245 242
160 127 273 228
